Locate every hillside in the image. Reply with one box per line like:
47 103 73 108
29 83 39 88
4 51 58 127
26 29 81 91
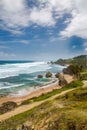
52 55 87 69
0 81 87 130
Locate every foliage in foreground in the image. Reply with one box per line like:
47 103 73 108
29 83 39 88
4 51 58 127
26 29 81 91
0 80 85 130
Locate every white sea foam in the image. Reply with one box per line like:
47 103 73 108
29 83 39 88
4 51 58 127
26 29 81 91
0 62 64 94
0 82 24 90
9 89 30 97
0 62 51 79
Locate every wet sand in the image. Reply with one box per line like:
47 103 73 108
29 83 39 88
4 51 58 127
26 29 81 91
0 74 73 105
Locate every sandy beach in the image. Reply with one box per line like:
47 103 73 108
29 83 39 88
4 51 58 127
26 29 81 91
0 74 73 105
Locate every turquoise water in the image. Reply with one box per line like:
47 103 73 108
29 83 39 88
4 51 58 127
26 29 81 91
0 61 64 96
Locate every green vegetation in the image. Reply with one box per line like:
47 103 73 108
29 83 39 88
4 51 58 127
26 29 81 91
81 70 87 80
53 55 87 70
0 55 87 130
21 80 83 105
0 80 84 130
63 64 83 80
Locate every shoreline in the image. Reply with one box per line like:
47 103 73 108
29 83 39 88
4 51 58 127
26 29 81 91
0 74 73 105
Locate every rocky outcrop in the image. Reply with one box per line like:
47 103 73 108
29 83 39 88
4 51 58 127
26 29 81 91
58 78 68 86
55 73 60 78
57 73 68 86
0 101 17 114
45 72 52 78
63 65 82 80
37 75 43 78
63 66 73 75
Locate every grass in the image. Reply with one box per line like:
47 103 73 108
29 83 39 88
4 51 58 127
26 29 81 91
21 80 83 105
54 87 87 119
80 69 87 80
0 80 84 130
81 73 87 80
0 107 37 130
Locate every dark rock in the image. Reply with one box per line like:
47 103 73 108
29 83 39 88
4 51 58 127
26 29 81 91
45 72 52 78
22 124 25 129
63 66 73 75
67 120 76 130
55 73 60 78
37 75 43 78
58 74 68 86
63 65 82 79
0 101 17 114
59 79 67 86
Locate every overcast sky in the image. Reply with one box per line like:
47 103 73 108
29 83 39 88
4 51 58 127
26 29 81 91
0 0 87 61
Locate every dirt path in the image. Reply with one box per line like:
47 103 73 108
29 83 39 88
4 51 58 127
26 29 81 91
83 80 87 88
0 88 75 122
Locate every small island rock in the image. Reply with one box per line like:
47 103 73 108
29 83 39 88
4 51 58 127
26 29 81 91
37 75 43 78
45 72 52 78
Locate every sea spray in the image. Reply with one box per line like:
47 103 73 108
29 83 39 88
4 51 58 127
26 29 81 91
0 61 64 96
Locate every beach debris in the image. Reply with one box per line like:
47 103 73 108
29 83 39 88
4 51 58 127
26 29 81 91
45 72 52 78
37 75 43 78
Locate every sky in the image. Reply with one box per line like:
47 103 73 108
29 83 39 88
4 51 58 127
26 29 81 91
0 0 87 61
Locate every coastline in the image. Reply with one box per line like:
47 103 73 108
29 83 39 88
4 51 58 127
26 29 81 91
0 74 73 105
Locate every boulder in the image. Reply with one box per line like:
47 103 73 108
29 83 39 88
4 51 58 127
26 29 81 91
37 75 43 78
0 101 17 114
55 73 60 78
58 74 68 86
45 72 52 78
59 79 67 86
63 67 73 75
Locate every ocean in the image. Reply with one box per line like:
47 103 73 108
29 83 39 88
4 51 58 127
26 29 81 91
0 61 64 97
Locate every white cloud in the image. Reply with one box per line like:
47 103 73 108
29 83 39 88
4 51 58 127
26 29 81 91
60 0 87 39
60 14 87 38
75 0 87 14
83 42 87 52
83 42 87 47
85 48 87 52
0 51 16 59
72 45 77 49
19 40 29 44
0 39 30 45
0 45 9 49
0 0 87 39
0 0 72 34
38 0 72 12
30 7 55 26
0 0 30 34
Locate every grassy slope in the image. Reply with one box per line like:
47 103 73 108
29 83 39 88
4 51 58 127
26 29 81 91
21 80 83 105
54 55 87 69
81 70 87 80
1 80 87 130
